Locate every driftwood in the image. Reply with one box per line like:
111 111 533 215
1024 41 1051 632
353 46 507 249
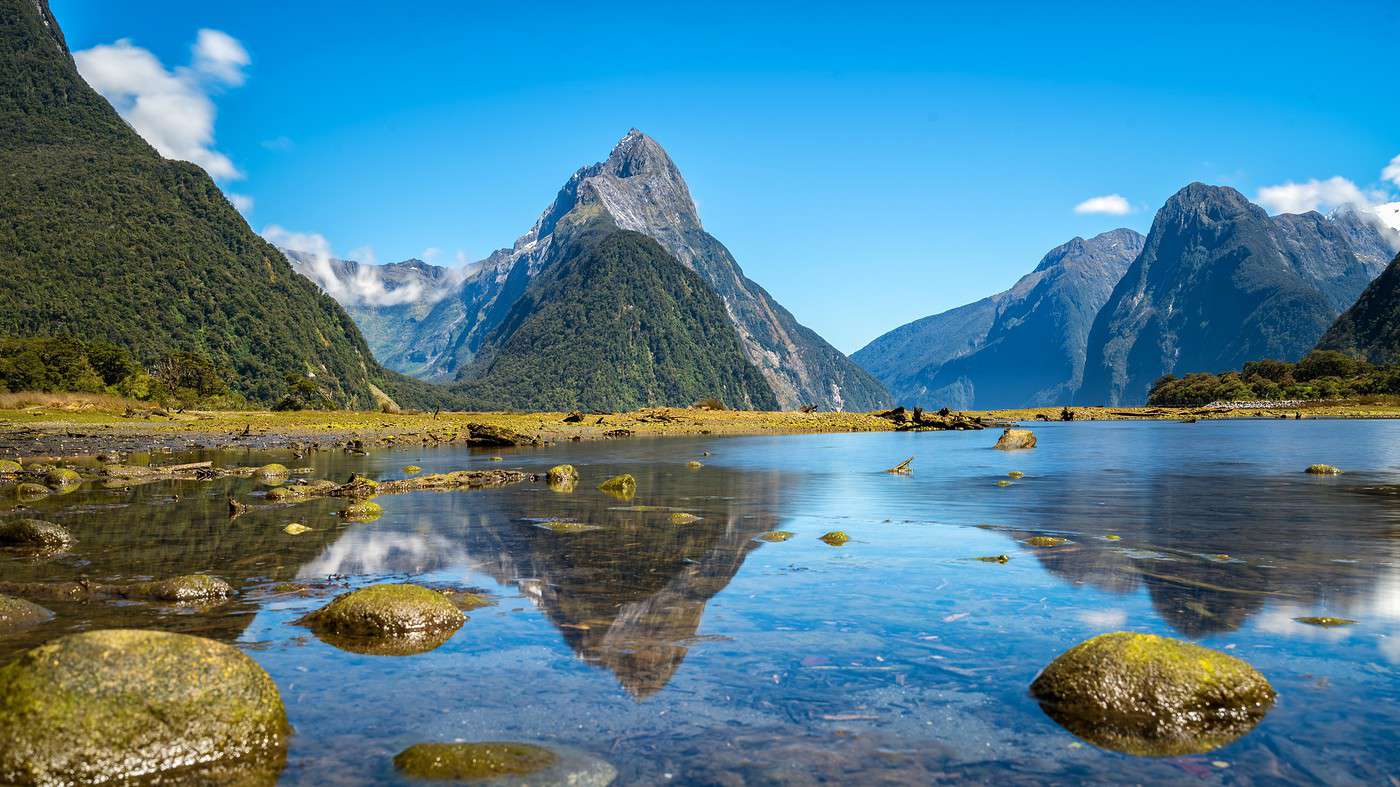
885 457 914 474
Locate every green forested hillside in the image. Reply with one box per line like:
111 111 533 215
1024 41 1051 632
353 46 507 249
0 0 430 408
455 222 779 412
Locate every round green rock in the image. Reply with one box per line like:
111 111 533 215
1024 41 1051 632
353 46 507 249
302 583 464 656
0 595 52 634
1030 631 1275 756
0 519 73 550
0 629 289 784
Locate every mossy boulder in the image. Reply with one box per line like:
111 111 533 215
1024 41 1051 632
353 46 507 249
1305 464 1341 475
402 465 422 475
0 629 289 785
1030 631 1275 756
0 459 22 474
393 742 616 785
820 531 850 546
42 468 81 488
0 519 73 550
301 583 464 656
14 483 49 502
339 500 383 522
547 464 579 483
128 574 234 602
0 595 52 634
994 428 1037 450
597 473 636 500
252 463 290 481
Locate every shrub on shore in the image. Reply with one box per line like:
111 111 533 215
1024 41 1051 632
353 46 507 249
1147 350 1400 406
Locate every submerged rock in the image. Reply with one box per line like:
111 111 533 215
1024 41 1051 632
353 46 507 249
0 629 289 785
265 480 338 502
819 531 850 546
14 483 49 502
687 460 704 469
43 468 80 488
0 519 73 550
1008 471 1025 479
996 479 1013 487
392 741 615 785
547 464 579 493
126 574 234 603
301 583 464 656
1025 536 1068 547
669 512 701 525
339 500 383 522
976 554 1011 563
283 523 310 535
1030 631 1275 756
0 595 52 633
1293 616 1356 627
1305 464 1342 475
756 531 795 542
994 428 1037 450
0 459 21 474
402 465 423 475
597 474 636 500
253 463 290 481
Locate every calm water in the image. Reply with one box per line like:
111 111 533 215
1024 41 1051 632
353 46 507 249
3 421 1399 784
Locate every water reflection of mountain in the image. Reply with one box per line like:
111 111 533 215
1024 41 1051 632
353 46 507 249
461 467 786 697
1003 472 1400 637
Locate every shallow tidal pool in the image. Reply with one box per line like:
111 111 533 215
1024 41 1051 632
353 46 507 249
3 420 1399 784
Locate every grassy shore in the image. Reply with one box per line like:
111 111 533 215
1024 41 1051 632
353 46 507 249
4 396 1400 459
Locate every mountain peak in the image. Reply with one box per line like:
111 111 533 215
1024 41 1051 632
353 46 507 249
1159 182 1259 224
601 128 682 180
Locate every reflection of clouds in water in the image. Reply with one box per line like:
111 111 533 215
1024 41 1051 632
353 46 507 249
1078 608 1127 629
1253 607 1356 641
297 529 469 578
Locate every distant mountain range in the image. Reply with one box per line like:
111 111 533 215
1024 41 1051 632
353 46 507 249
856 184 1400 408
0 0 452 409
292 130 889 412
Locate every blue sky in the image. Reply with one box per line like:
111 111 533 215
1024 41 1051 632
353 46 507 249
53 1 1400 353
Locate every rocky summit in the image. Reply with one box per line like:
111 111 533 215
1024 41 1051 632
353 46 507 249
303 130 888 411
1076 183 1393 405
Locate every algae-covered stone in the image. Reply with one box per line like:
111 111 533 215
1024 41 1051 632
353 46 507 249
339 500 383 522
536 519 601 534
994 428 1037 450
1293 616 1356 627
393 742 616 786
547 464 579 483
976 554 1010 563
14 483 49 502
597 473 636 500
0 595 52 633
547 464 579 492
1030 631 1275 756
670 512 701 525
129 574 234 602
43 468 81 488
264 479 337 502
0 519 73 550
0 459 22 474
0 629 289 785
283 523 310 535
1305 464 1341 475
302 583 464 656
820 531 850 546
996 479 1013 487
253 463 290 480
687 460 704 469
1026 536 1068 547
1008 471 1025 479
756 530 794 542
402 465 422 475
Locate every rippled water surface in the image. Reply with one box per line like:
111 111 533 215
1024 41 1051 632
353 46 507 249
4 421 1400 784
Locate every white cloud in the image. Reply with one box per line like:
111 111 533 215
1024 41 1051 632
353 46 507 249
74 30 248 181
1255 176 1373 215
191 29 249 86
1074 194 1132 215
1384 154 1400 189
263 226 466 308
421 247 442 262
1077 608 1128 629
226 192 253 214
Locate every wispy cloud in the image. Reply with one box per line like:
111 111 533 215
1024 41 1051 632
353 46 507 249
1384 154 1400 189
1074 194 1132 215
1255 156 1400 234
263 225 467 307
226 192 254 214
75 29 248 181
